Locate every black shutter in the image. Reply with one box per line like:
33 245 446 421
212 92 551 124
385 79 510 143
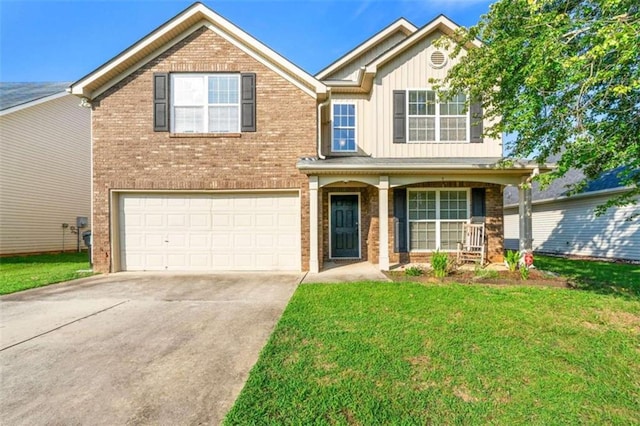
393 90 406 143
471 188 486 219
153 73 169 132
393 188 408 252
241 73 256 132
470 99 483 143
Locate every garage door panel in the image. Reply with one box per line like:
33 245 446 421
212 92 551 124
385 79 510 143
120 192 300 271
144 214 164 227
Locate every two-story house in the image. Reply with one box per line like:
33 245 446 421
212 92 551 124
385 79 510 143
70 2 543 274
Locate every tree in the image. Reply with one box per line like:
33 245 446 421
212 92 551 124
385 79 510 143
439 0 639 215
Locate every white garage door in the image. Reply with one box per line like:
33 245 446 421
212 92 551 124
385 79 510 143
118 192 300 271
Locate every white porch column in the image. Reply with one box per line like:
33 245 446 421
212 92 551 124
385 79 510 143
378 176 390 271
309 176 319 273
518 177 533 252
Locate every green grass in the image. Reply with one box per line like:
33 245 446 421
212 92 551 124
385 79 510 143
0 252 94 295
536 255 640 298
225 282 640 425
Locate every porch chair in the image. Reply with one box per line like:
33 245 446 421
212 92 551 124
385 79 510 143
457 222 486 266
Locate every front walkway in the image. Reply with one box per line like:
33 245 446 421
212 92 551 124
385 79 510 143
301 261 391 284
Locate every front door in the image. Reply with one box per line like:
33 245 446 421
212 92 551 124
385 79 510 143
331 194 360 258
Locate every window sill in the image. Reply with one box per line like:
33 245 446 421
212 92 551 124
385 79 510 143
407 141 471 144
169 133 242 138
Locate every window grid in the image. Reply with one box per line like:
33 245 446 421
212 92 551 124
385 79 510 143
408 189 469 252
407 90 469 142
171 74 240 133
332 103 356 152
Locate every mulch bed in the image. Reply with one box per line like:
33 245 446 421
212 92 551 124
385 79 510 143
385 268 571 289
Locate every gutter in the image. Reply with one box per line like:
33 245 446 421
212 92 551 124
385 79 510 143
504 186 633 209
317 96 331 160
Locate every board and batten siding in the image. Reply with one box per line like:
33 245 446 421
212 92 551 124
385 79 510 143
0 94 91 254
330 31 502 158
504 193 640 261
324 30 408 81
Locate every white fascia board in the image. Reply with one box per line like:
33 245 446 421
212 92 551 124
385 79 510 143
316 18 417 80
71 3 325 99
366 15 480 74
0 91 68 116
504 186 631 209
198 8 326 96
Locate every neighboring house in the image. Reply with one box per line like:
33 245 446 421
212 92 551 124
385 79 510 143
70 2 546 274
504 168 640 261
0 83 91 255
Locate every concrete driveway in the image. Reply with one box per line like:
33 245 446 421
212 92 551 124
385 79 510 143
0 272 301 425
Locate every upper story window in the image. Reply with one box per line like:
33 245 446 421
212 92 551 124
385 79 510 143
332 103 357 152
171 74 240 133
407 90 468 142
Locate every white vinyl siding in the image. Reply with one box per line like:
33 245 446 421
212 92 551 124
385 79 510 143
0 94 91 255
171 74 240 133
326 31 503 158
118 192 301 271
503 193 640 261
408 189 469 251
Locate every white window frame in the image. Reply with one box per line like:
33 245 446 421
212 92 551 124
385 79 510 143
407 188 471 252
406 89 470 143
170 73 241 134
331 101 357 153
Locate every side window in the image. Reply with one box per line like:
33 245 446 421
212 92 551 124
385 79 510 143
332 103 356 152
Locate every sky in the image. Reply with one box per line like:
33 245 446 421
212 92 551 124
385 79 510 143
0 0 493 82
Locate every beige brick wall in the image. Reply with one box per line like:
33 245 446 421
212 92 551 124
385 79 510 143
91 27 317 272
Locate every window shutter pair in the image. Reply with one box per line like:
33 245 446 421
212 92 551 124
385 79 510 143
393 188 486 252
153 72 256 132
391 91 483 143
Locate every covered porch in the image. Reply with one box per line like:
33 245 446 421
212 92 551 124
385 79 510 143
298 157 549 273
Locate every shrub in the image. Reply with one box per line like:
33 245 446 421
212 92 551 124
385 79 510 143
405 266 424 277
505 250 520 272
431 251 449 278
520 264 530 280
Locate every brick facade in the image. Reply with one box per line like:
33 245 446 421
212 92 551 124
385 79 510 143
91 27 316 272
320 181 504 268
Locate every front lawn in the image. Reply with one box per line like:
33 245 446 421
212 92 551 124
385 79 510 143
536 254 640 298
225 282 640 425
0 252 94 295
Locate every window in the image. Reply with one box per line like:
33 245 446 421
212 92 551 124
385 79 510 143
171 74 240 133
407 90 468 142
332 103 356 152
408 189 469 251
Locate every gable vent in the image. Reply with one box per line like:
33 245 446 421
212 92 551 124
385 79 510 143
429 50 447 68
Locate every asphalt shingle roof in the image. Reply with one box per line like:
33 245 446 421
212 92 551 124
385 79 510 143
0 82 70 111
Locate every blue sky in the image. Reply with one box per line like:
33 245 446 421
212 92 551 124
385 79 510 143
0 0 492 82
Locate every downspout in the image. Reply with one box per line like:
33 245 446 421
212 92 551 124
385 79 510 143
317 96 331 160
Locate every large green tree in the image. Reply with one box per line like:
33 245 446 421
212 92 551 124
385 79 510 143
440 0 639 215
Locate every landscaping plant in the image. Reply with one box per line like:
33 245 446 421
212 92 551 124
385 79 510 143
520 263 530 280
504 250 520 272
404 265 424 277
430 250 449 278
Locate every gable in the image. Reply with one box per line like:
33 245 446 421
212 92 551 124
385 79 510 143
318 15 479 94
70 3 326 100
316 18 417 82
